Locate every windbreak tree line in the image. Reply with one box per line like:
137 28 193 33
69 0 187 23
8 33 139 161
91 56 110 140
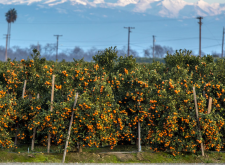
0 47 225 156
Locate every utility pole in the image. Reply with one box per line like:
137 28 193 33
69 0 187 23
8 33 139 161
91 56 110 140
37 42 40 52
54 35 62 61
124 27 135 56
222 27 224 58
153 35 155 58
197 17 203 58
4 34 8 62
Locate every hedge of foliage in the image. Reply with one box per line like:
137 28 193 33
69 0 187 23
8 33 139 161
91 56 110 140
0 47 225 156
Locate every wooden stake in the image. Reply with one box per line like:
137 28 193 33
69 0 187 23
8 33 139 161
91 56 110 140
208 97 212 114
47 75 55 153
31 93 40 151
50 75 55 112
62 92 79 163
193 86 204 156
138 101 141 152
22 80 27 99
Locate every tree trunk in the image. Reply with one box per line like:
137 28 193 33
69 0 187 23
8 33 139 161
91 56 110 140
79 145 82 153
14 123 19 145
31 127 36 151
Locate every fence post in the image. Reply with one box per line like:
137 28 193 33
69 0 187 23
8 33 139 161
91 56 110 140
31 93 40 151
62 92 79 163
193 86 204 156
138 101 141 152
47 75 55 153
208 97 212 114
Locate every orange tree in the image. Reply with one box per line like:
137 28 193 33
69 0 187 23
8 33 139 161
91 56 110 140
70 77 122 150
165 50 225 151
0 59 26 144
45 61 126 151
0 86 16 148
142 51 224 156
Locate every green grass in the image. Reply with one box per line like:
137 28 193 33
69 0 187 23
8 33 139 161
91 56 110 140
1 144 225 163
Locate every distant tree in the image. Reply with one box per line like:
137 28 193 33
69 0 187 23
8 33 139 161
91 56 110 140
43 43 56 56
211 51 220 58
143 44 174 58
116 46 139 57
143 49 150 57
86 47 99 61
129 48 139 57
116 46 127 57
30 44 42 55
5 8 17 61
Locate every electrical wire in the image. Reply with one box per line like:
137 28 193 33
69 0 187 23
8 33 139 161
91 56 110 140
204 24 221 45
0 17 196 25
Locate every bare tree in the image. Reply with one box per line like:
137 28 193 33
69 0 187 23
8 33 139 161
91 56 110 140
144 45 174 58
143 49 150 57
30 44 42 54
43 43 56 56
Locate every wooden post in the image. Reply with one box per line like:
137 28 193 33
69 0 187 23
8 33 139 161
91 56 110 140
208 97 212 114
47 75 55 153
62 92 79 163
22 80 27 99
193 86 204 156
31 93 40 151
138 101 141 152
15 80 27 145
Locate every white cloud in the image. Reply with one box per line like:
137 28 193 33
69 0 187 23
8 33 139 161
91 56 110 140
158 0 192 17
56 7 67 13
70 0 88 5
107 0 138 7
44 0 57 4
70 0 104 6
48 0 67 6
0 0 42 5
133 0 159 12
195 0 225 16
89 0 104 7
93 0 104 4
1 0 225 19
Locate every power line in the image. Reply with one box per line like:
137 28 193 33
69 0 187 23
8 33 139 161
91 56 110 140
191 44 221 50
205 24 220 45
0 17 197 25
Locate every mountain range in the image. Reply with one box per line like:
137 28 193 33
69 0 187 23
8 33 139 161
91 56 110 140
0 0 224 57
1 0 225 18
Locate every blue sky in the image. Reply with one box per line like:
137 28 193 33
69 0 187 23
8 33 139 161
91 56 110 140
0 0 225 58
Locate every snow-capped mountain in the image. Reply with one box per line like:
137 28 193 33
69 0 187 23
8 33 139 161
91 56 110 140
1 0 225 18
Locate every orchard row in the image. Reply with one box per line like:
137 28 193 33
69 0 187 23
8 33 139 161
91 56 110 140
0 48 225 156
